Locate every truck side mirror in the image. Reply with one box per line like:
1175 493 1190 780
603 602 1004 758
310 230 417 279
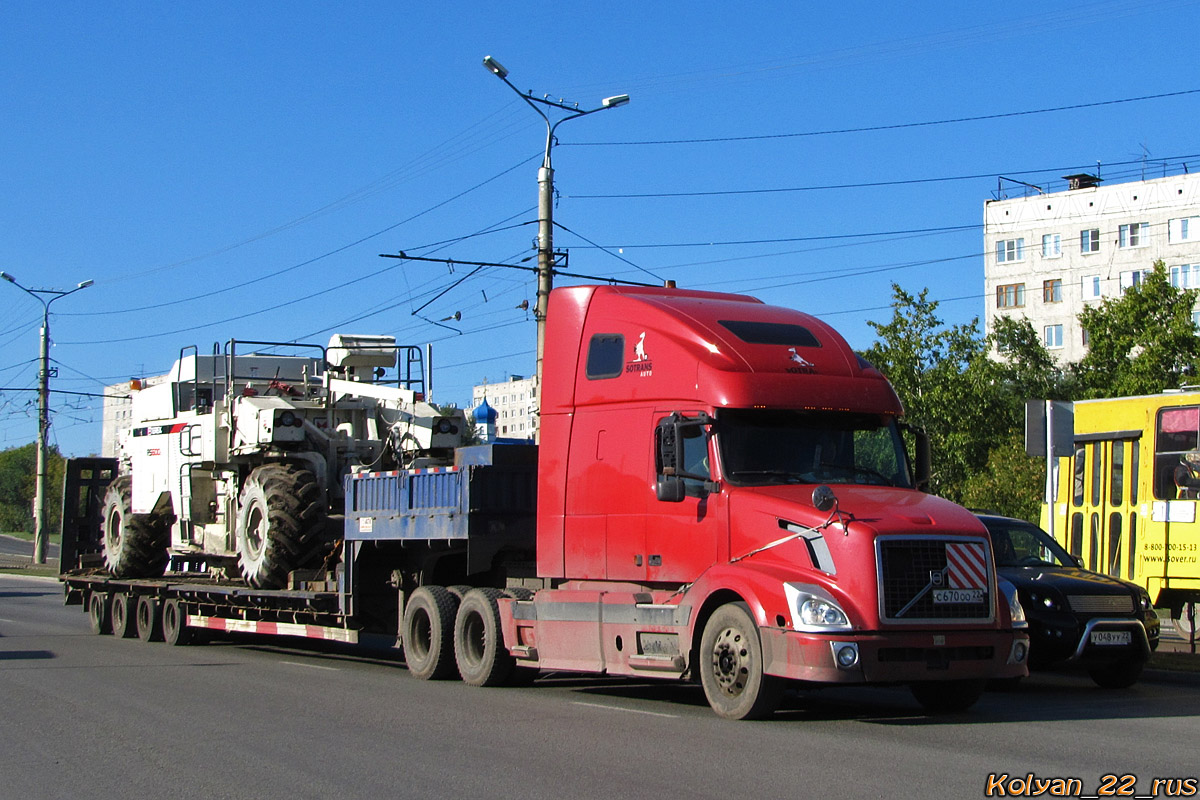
656 475 686 503
901 423 932 492
654 412 716 503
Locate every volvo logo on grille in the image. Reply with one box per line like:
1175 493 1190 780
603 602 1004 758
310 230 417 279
930 570 945 586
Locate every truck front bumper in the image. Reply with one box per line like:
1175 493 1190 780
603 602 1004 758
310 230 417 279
760 626 1029 684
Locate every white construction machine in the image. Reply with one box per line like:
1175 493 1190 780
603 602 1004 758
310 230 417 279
103 334 469 588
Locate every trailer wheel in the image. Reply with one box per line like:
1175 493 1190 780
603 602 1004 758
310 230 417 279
235 464 327 590
1089 658 1144 689
402 586 459 680
161 598 193 646
910 678 987 713
87 592 111 635
101 475 169 578
698 602 783 720
135 595 163 642
454 588 516 687
110 592 138 639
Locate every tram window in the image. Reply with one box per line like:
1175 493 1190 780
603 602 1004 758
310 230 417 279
1107 513 1122 577
1090 443 1103 506
1089 513 1100 571
1069 513 1083 558
1130 444 1139 505
1127 515 1138 580
1072 447 1086 507
1110 441 1124 506
1156 406 1200 499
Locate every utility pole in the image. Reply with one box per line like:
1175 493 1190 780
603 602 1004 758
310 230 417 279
1 271 93 565
480 56 629 397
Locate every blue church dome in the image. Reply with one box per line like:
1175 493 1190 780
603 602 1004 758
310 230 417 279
472 398 498 425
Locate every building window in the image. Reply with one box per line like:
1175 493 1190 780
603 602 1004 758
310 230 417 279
995 238 1025 263
996 283 1025 309
1081 228 1100 253
1042 233 1061 258
1118 222 1148 248
1169 216 1198 243
1044 324 1064 349
1171 264 1200 289
1082 275 1102 300
1043 279 1062 303
1119 269 1150 293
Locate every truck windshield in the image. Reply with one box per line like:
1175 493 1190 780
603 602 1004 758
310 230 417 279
717 409 912 488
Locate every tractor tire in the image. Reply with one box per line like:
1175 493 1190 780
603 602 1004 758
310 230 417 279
402 586 460 681
698 602 783 720
135 595 163 642
235 464 327 590
110 592 138 639
101 476 169 578
454 588 515 687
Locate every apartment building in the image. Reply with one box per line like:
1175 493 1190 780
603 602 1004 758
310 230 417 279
984 170 1200 363
471 374 537 440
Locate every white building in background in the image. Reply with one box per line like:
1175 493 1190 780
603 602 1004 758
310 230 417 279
984 170 1200 364
471 375 537 440
100 374 168 458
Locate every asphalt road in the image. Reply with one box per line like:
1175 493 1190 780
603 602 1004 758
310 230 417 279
0 534 60 563
2 573 1198 800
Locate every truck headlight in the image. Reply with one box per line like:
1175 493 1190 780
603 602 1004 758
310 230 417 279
783 583 852 632
999 578 1027 629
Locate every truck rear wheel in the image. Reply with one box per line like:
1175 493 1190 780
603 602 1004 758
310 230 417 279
136 595 163 642
161 598 193 646
910 678 987 713
87 592 111 635
110 592 138 639
403 586 460 680
454 588 515 687
698 602 783 720
101 475 169 578
235 464 327 590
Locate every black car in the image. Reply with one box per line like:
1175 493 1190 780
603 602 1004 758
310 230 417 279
976 513 1159 688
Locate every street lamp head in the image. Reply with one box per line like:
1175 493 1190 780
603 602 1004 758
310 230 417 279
77 279 94 289
0 271 14 283
482 55 508 79
601 94 630 109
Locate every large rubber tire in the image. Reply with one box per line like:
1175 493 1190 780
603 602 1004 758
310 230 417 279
1089 658 1144 689
454 588 516 687
101 476 169 578
698 602 783 720
136 595 163 642
87 592 111 635
910 678 987 713
161 598 193 646
235 464 327 590
403 586 460 680
110 592 138 639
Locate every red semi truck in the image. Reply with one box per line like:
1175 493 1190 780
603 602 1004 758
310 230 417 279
62 284 1028 719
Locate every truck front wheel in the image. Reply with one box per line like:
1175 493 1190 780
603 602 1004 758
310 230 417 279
235 464 326 590
698 602 783 720
101 476 169 578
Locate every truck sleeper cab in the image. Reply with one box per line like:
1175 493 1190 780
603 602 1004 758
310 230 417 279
501 285 1027 718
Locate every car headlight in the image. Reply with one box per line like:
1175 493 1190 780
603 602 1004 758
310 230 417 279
999 578 1027 629
783 583 852 632
1030 591 1060 611
1138 591 1153 612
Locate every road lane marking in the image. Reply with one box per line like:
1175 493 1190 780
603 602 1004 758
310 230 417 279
572 701 678 718
281 661 340 672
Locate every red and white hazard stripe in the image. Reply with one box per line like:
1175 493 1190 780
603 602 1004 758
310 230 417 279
188 615 359 644
945 542 988 590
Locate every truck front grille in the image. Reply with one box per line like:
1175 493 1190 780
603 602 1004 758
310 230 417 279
878 537 994 623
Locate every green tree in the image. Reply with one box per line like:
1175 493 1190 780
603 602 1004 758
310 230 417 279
1072 260 1200 398
0 443 65 536
959 431 1045 522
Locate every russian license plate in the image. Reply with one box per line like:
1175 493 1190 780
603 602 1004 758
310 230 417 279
933 588 984 604
1090 630 1132 646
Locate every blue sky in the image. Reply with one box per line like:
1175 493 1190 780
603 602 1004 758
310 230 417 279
3 1 1199 456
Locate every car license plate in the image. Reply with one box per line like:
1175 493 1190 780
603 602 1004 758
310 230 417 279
1090 630 1132 646
933 588 984 604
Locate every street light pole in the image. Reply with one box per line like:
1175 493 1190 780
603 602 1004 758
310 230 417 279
481 56 629 398
0 271 94 565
